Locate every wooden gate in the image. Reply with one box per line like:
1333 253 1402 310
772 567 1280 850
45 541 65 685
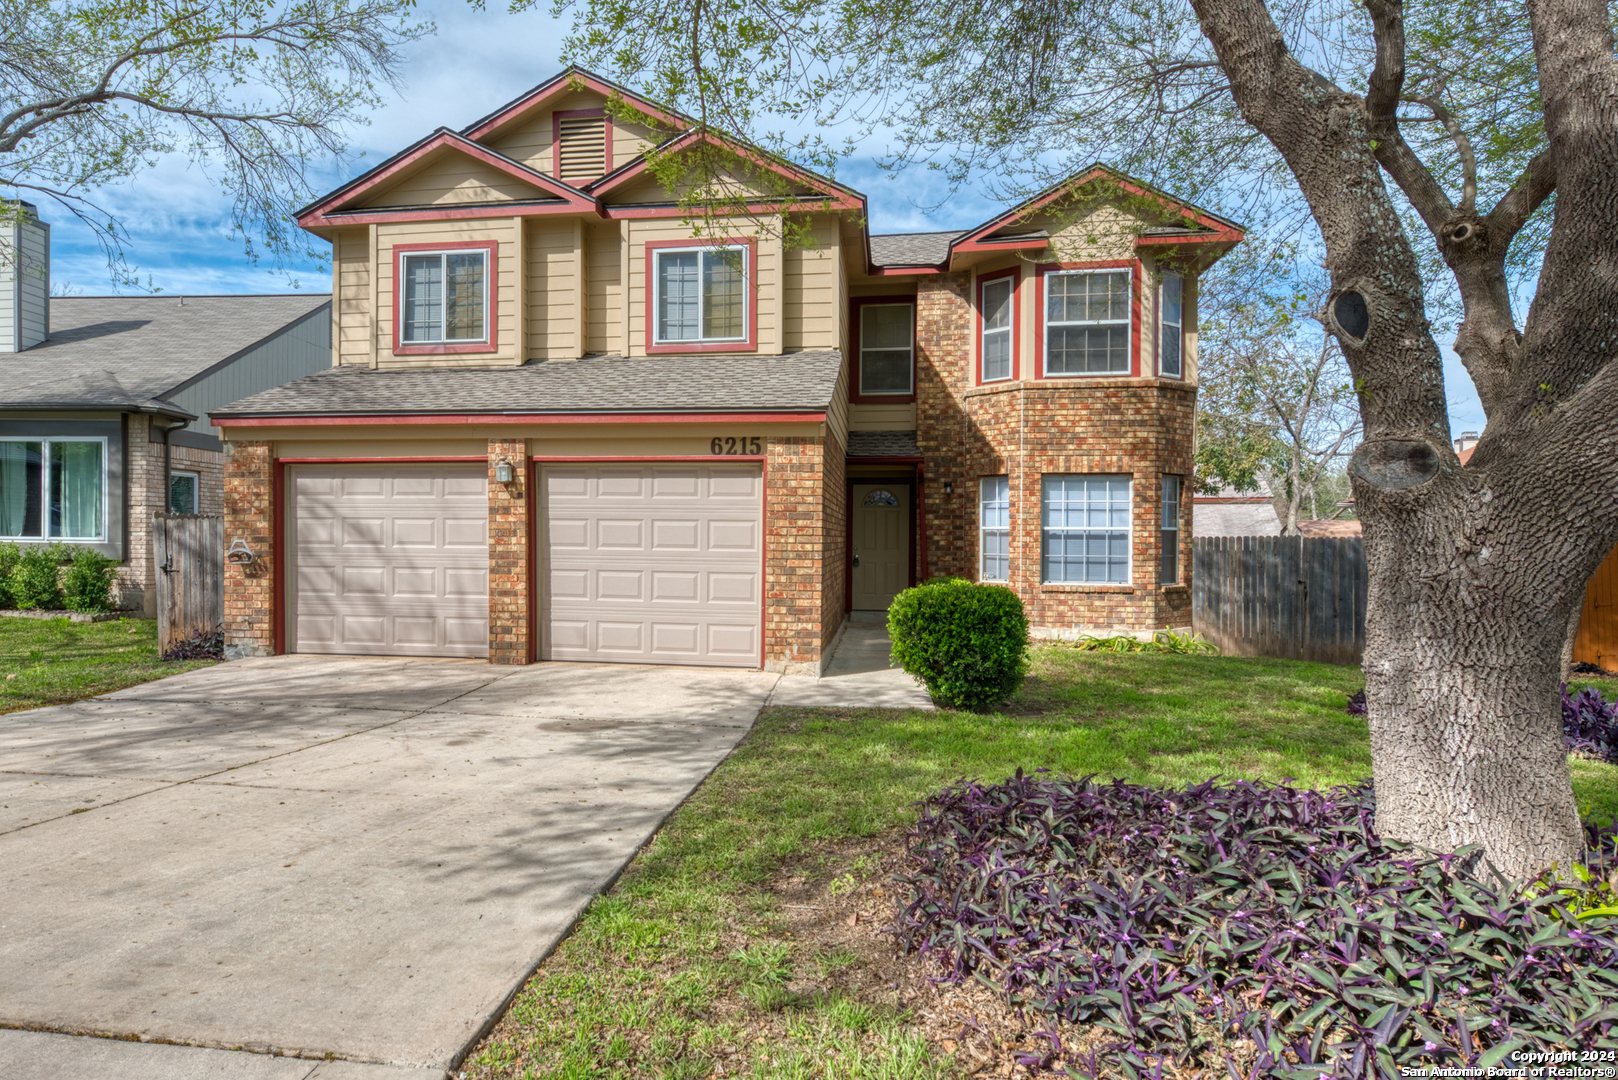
1192 536 1368 665
1575 544 1618 672
153 513 223 655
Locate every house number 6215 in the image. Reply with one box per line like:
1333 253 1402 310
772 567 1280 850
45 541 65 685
711 436 762 455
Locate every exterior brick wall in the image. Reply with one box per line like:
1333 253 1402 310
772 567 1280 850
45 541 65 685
120 415 225 616
765 435 828 672
222 440 274 658
487 439 530 664
820 436 848 656
915 276 1197 633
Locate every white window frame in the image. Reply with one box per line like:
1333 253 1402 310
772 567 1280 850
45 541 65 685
1041 474 1132 585
1159 272 1184 378
169 470 201 515
1160 474 1181 584
979 476 1010 582
858 302 915 396
1043 268 1133 377
653 245 750 344
0 436 110 542
399 248 490 345
980 275 1015 382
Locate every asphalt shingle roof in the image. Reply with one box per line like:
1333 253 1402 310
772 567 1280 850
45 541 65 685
846 431 921 458
868 231 962 268
0 294 330 410
210 350 844 418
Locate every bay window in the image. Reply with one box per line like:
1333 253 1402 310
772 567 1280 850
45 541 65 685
1161 475 1182 584
1042 475 1131 584
655 246 747 343
401 250 488 344
0 439 106 541
980 477 1010 582
981 275 1014 381
1159 272 1184 378
1045 269 1131 375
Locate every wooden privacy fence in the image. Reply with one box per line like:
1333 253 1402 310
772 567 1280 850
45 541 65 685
1193 536 1368 665
1574 544 1618 672
153 513 223 656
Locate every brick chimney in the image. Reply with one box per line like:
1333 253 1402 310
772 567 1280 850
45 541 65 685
1 200 49 353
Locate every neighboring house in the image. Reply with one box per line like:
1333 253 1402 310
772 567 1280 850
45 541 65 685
211 68 1243 670
1 203 331 614
1194 484 1282 537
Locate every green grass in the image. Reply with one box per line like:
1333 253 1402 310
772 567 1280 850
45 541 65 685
461 648 1618 1079
0 616 214 714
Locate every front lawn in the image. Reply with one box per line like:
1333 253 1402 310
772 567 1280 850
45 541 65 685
463 648 1618 1078
0 616 214 715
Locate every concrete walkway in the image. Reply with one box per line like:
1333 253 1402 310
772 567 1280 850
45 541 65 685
0 656 778 1079
773 618 935 710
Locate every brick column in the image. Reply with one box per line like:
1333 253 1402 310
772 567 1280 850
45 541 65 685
223 440 274 659
765 435 826 673
915 271 973 579
487 439 531 664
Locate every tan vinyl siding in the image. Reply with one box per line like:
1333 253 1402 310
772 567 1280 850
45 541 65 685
361 153 551 208
826 354 850 450
625 217 782 357
611 118 659 171
375 219 520 367
782 215 839 351
1035 202 1145 262
849 402 918 431
334 228 371 366
527 219 577 360
484 90 604 176
585 222 622 354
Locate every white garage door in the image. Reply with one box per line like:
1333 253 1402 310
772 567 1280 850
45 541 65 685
288 464 489 657
542 464 762 667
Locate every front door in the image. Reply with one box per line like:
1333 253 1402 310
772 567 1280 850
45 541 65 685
851 483 910 611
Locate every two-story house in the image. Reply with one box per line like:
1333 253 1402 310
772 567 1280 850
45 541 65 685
212 68 1242 670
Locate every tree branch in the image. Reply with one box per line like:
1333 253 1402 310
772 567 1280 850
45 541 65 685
1482 148 1555 252
1363 0 1456 236
1403 88 1478 213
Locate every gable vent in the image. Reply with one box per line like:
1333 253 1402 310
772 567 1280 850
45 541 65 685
556 113 607 183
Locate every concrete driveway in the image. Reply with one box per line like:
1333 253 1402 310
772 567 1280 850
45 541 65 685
0 656 779 1079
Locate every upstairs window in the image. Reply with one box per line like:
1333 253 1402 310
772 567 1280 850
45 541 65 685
401 250 488 344
554 109 608 183
1045 269 1131 375
1160 272 1184 378
859 303 914 395
981 274 1015 381
655 247 747 343
0 438 105 541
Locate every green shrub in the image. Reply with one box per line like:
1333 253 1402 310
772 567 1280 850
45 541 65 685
9 544 65 610
887 578 1029 711
0 542 19 608
62 547 119 613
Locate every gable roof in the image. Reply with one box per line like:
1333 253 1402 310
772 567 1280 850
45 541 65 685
296 129 597 227
868 230 965 269
588 128 863 213
0 294 330 415
460 67 691 144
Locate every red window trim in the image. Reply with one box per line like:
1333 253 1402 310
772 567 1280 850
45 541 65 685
1033 259 1142 379
391 240 500 356
848 295 917 404
551 107 613 182
1157 271 1186 380
975 266 1021 385
643 237 760 355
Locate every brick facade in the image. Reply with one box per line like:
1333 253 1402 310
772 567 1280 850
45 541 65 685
915 276 1196 634
765 435 832 673
119 415 225 615
222 440 275 658
487 439 530 665
821 436 848 658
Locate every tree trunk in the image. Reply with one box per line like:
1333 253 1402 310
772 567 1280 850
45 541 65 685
1362 511 1585 879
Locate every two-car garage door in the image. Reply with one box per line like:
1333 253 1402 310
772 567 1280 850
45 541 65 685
285 462 763 667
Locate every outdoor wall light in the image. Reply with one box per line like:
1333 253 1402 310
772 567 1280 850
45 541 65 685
494 459 516 484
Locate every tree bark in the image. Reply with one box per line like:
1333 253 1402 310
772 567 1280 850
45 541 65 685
1184 0 1618 879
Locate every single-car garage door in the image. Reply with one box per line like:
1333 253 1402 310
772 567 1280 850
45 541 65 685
287 464 489 657
542 464 762 667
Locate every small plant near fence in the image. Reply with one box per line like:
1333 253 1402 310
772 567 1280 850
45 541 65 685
7 543 67 610
1069 629 1220 655
888 578 1029 711
895 772 1618 1075
163 627 224 661
62 549 119 613
0 542 120 613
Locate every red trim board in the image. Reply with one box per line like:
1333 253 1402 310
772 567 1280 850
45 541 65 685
218 411 824 428
462 70 688 144
642 237 760 355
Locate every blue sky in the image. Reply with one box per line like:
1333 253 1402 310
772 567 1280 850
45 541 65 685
29 0 1487 434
